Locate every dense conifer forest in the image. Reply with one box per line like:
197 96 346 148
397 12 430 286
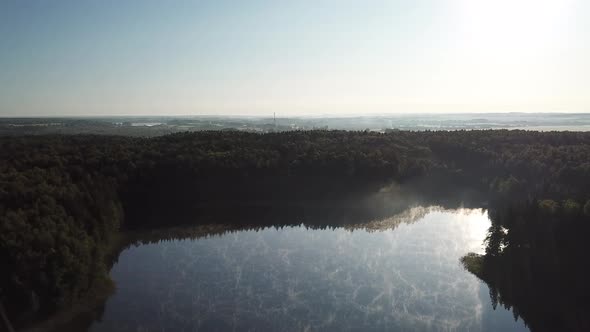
2 129 590 328
462 198 590 332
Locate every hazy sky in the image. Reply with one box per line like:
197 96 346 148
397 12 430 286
1 0 589 116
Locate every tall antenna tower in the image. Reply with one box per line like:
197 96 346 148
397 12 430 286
274 112 276 128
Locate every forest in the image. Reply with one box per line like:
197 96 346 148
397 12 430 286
462 198 590 332
2 129 590 328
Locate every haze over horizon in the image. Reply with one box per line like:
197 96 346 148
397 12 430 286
1 0 589 116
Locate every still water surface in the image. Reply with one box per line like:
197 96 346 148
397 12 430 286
90 208 529 331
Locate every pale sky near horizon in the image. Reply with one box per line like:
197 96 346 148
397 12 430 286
1 0 589 116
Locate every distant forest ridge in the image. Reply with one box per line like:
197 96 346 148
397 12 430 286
2 113 590 136
2 129 590 329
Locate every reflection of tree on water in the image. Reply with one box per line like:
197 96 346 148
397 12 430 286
462 199 590 332
120 205 460 251
118 184 487 247
120 205 480 252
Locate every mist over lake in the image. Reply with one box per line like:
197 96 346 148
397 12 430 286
78 207 526 332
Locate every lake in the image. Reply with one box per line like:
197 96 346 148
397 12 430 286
89 208 529 331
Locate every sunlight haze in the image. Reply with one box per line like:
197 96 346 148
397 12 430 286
1 0 588 116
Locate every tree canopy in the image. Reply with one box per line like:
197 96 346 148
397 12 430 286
2 129 590 327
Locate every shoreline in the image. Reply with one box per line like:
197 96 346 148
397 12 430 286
18 233 126 332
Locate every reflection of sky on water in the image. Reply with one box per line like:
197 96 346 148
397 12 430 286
91 209 529 331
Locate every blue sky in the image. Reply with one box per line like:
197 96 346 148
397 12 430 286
1 0 588 116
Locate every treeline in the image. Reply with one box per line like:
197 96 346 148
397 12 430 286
2 130 590 327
